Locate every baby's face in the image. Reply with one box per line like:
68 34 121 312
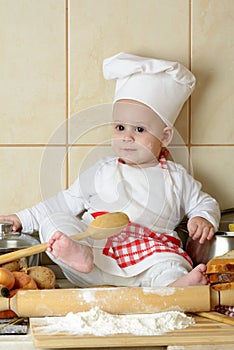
112 100 166 167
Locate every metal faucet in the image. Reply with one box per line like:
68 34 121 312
0 221 20 240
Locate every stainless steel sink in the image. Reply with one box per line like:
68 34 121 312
0 233 40 266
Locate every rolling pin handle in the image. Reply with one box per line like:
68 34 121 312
219 289 234 306
0 294 10 312
210 287 220 310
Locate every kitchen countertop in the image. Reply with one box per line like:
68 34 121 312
1 277 234 349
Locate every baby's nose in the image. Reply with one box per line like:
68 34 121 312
123 130 134 141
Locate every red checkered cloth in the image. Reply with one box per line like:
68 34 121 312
102 222 193 268
158 147 169 169
215 305 234 317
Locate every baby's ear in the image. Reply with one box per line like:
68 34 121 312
161 127 173 147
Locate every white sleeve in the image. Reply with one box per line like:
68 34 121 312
16 185 84 233
16 162 99 233
176 165 220 231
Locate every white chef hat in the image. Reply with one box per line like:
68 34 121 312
103 52 196 127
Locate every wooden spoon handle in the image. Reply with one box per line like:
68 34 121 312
0 242 48 265
0 228 94 265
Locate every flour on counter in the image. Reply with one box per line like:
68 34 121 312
143 287 176 296
35 307 195 336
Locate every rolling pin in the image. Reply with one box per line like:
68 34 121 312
0 286 225 317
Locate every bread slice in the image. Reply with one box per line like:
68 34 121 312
211 281 234 291
206 250 234 274
209 272 234 284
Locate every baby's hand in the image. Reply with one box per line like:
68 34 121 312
187 216 215 244
0 214 22 232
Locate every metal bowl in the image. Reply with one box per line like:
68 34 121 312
0 233 40 266
219 208 234 231
186 231 234 265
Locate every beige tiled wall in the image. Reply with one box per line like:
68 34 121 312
0 0 233 216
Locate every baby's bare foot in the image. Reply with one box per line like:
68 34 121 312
47 231 94 273
169 264 209 287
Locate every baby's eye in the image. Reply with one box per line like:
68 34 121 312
115 124 125 131
136 126 145 133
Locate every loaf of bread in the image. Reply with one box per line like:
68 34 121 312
206 250 234 274
210 281 234 291
27 266 56 289
206 250 234 290
209 272 234 284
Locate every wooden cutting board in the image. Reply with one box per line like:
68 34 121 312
30 314 234 348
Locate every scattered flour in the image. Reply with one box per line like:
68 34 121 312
36 307 195 336
143 287 176 296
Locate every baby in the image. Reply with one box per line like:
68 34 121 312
0 53 220 288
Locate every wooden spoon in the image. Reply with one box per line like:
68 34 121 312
0 212 129 265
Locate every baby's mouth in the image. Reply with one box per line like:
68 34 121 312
121 147 137 152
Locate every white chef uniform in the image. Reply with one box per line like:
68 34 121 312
16 156 220 286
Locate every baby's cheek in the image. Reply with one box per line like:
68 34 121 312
146 142 153 150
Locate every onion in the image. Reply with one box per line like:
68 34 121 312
0 267 15 289
12 271 38 290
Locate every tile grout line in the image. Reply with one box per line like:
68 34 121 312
188 0 192 173
65 0 70 189
0 144 233 147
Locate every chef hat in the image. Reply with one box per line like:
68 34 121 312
103 52 196 127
